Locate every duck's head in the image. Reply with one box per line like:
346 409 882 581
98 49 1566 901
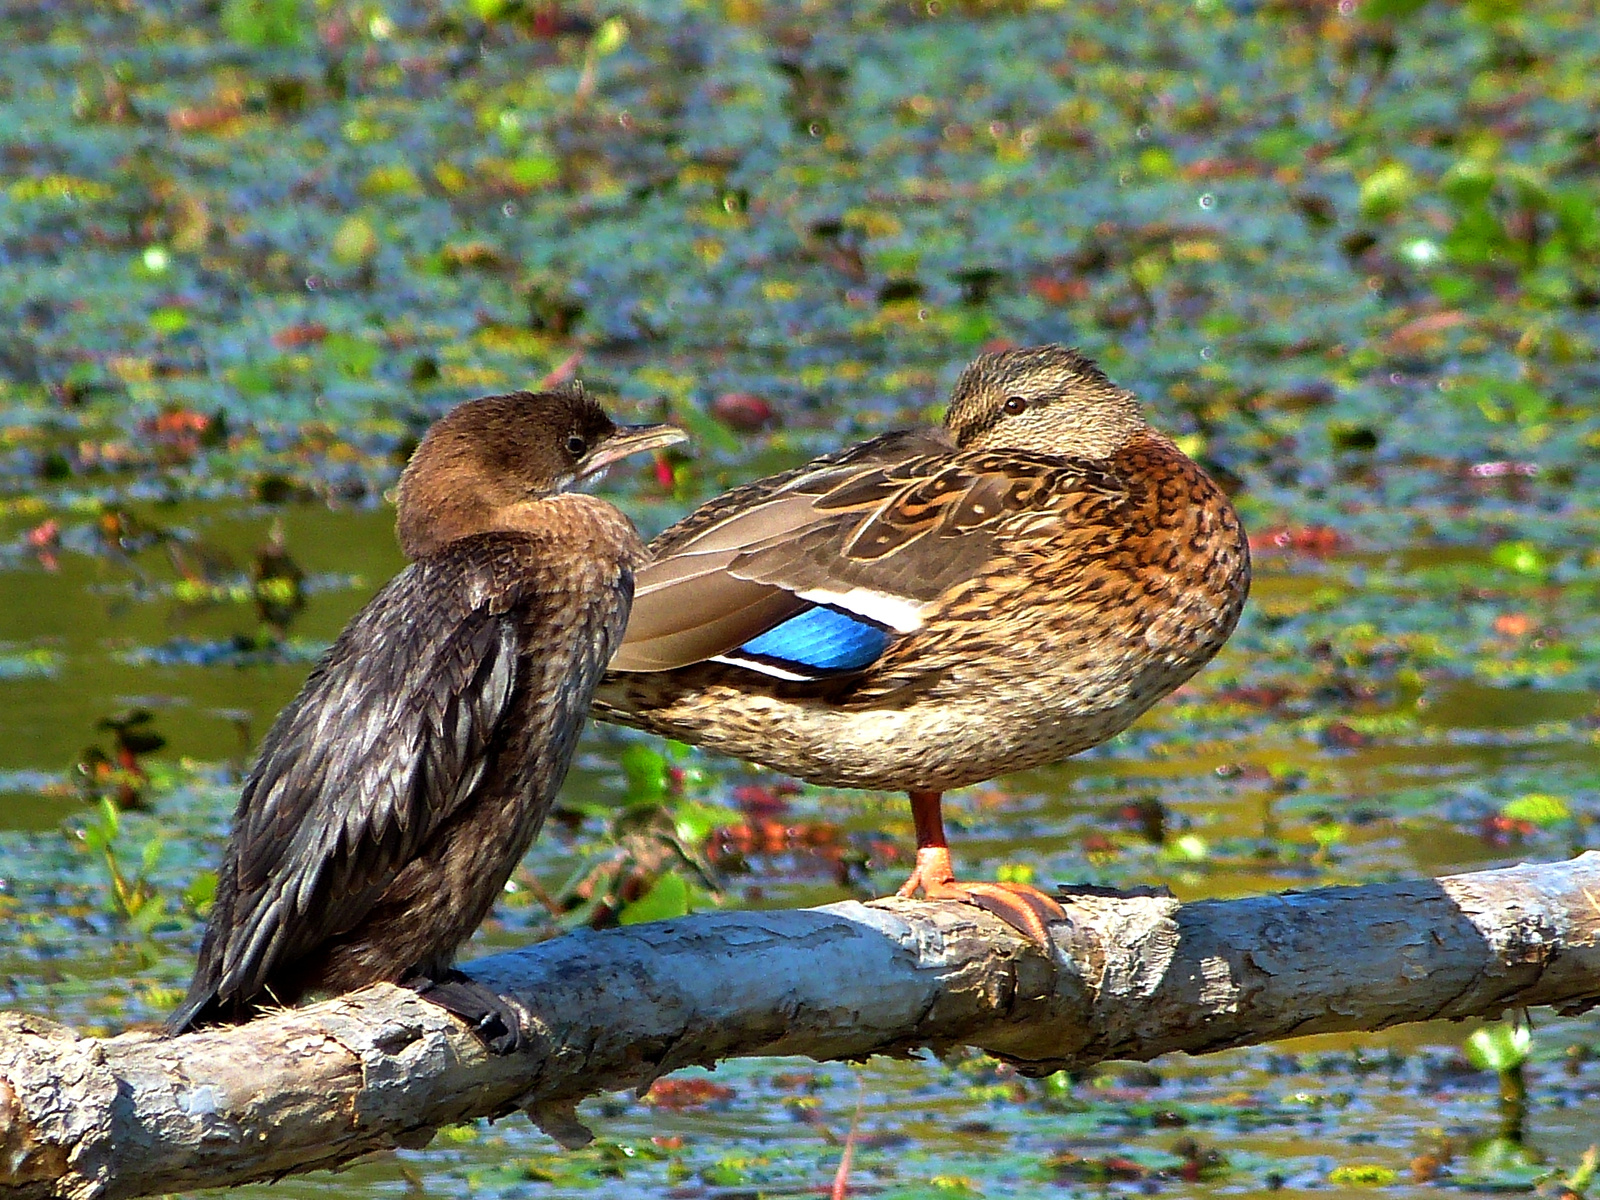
944 344 1146 459
396 383 686 558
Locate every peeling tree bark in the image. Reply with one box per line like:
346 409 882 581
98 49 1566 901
3 854 1598 1200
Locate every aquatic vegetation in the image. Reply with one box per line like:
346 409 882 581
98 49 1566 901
1 0 1598 1194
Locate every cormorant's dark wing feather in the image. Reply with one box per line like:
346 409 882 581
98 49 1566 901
173 537 559 1026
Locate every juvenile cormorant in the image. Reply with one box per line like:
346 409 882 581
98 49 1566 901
168 384 685 1050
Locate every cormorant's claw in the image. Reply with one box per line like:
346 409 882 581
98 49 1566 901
410 970 526 1055
894 846 1065 949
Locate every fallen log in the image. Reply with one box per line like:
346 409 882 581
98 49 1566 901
3 853 1598 1200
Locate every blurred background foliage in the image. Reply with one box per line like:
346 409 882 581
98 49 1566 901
1 0 1598 1195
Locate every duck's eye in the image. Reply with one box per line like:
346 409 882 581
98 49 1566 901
1002 396 1029 416
566 435 587 457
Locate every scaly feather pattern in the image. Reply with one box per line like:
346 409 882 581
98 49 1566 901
611 436 1127 676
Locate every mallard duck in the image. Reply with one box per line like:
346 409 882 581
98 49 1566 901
169 385 684 1051
595 345 1250 942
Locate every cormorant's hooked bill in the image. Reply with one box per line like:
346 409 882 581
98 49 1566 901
579 423 687 478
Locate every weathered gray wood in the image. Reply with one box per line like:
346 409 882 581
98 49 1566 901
3 854 1598 1200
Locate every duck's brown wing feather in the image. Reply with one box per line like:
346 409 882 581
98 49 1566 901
612 432 1120 673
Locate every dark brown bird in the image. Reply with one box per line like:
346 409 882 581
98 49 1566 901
596 345 1250 942
168 385 685 1050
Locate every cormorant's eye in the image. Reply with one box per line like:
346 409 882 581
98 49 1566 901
1002 396 1028 416
566 435 587 457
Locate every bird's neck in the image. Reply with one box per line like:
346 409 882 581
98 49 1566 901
493 493 647 562
398 492 643 563
396 490 499 559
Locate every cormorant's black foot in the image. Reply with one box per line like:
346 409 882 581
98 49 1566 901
1051 882 1176 901
410 970 526 1055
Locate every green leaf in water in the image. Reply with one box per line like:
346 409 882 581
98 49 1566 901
1464 1022 1533 1072
149 308 190 336
184 869 218 915
331 216 379 266
1361 0 1431 18
618 869 689 925
322 333 379 379
1490 540 1548 578
592 16 629 57
620 743 668 801
1358 162 1416 220
1501 793 1570 827
1164 833 1209 862
128 893 168 933
1327 1164 1399 1186
673 801 740 846
996 861 1037 886
221 0 305 47
507 156 560 190
361 164 420 197
0 650 59 679
1563 1145 1600 1195
701 1155 753 1187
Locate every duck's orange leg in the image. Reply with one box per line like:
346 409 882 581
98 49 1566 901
893 789 1064 948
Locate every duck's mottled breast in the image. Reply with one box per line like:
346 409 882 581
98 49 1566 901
847 429 1249 705
1101 430 1251 663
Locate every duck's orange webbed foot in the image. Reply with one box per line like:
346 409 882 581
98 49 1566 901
893 846 1064 948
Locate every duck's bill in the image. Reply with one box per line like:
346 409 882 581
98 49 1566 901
579 423 689 478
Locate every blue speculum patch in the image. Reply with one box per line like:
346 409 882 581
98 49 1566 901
736 605 891 673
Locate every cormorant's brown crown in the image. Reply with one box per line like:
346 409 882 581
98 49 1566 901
396 383 683 558
945 344 1146 459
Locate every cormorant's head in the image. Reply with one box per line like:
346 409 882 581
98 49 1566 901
396 383 686 558
943 345 1146 459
